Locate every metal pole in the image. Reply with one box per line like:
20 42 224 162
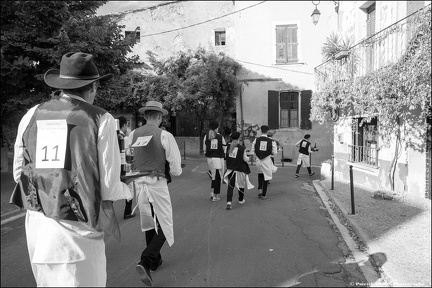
183 141 186 160
349 165 355 214
281 147 284 167
331 155 334 190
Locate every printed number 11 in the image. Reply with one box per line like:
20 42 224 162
42 145 60 161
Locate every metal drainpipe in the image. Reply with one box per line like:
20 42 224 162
239 84 244 136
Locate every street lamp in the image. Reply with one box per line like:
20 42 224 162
311 1 339 25
311 1 321 25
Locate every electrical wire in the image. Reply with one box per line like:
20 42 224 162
139 1 267 38
236 59 314 75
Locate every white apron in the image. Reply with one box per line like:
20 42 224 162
256 156 278 181
223 169 255 190
207 157 225 181
132 176 174 246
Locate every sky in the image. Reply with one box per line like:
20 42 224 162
96 1 167 15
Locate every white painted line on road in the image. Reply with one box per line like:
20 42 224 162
1 211 26 226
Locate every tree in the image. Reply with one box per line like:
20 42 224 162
1 1 138 148
147 47 242 139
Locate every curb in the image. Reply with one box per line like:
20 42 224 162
316 180 396 287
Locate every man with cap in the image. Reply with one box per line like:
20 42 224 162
294 134 318 178
12 52 132 286
223 131 254 210
124 100 182 286
251 125 278 199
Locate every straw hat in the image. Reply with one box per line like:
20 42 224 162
138 100 168 115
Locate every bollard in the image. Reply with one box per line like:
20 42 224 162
183 141 186 160
281 147 284 167
331 155 334 190
349 165 355 215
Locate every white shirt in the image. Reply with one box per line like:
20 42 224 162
13 93 132 247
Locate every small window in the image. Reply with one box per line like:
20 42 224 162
275 24 298 64
125 31 141 43
349 117 379 166
215 30 226 46
280 92 298 128
268 90 312 130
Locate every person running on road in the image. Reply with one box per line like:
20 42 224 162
203 120 226 201
125 100 182 286
223 131 254 210
251 125 277 200
12 52 132 286
294 134 318 178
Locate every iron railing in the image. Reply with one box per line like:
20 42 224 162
348 144 379 167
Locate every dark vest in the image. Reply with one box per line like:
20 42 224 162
298 139 311 155
19 95 107 228
131 124 166 178
226 143 249 173
205 133 224 158
254 136 273 160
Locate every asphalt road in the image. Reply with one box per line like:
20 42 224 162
1 159 367 287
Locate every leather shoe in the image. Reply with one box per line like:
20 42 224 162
136 262 153 286
124 213 136 219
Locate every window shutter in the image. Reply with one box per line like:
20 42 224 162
300 90 312 129
268 90 279 129
287 25 298 62
276 26 287 63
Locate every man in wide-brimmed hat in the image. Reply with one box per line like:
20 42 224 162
124 100 182 286
12 52 132 286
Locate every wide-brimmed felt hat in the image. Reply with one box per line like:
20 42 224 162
44 52 112 89
139 101 168 116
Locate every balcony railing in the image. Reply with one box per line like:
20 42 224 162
314 9 419 88
348 144 379 167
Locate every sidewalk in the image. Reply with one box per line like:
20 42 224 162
313 176 431 287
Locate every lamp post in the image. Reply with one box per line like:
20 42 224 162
311 1 321 25
311 1 339 25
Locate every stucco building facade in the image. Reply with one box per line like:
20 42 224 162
315 1 431 204
111 1 339 165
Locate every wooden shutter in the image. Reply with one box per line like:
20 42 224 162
287 25 298 62
276 26 287 63
300 90 312 130
268 90 279 129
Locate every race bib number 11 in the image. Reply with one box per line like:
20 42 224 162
35 120 68 169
